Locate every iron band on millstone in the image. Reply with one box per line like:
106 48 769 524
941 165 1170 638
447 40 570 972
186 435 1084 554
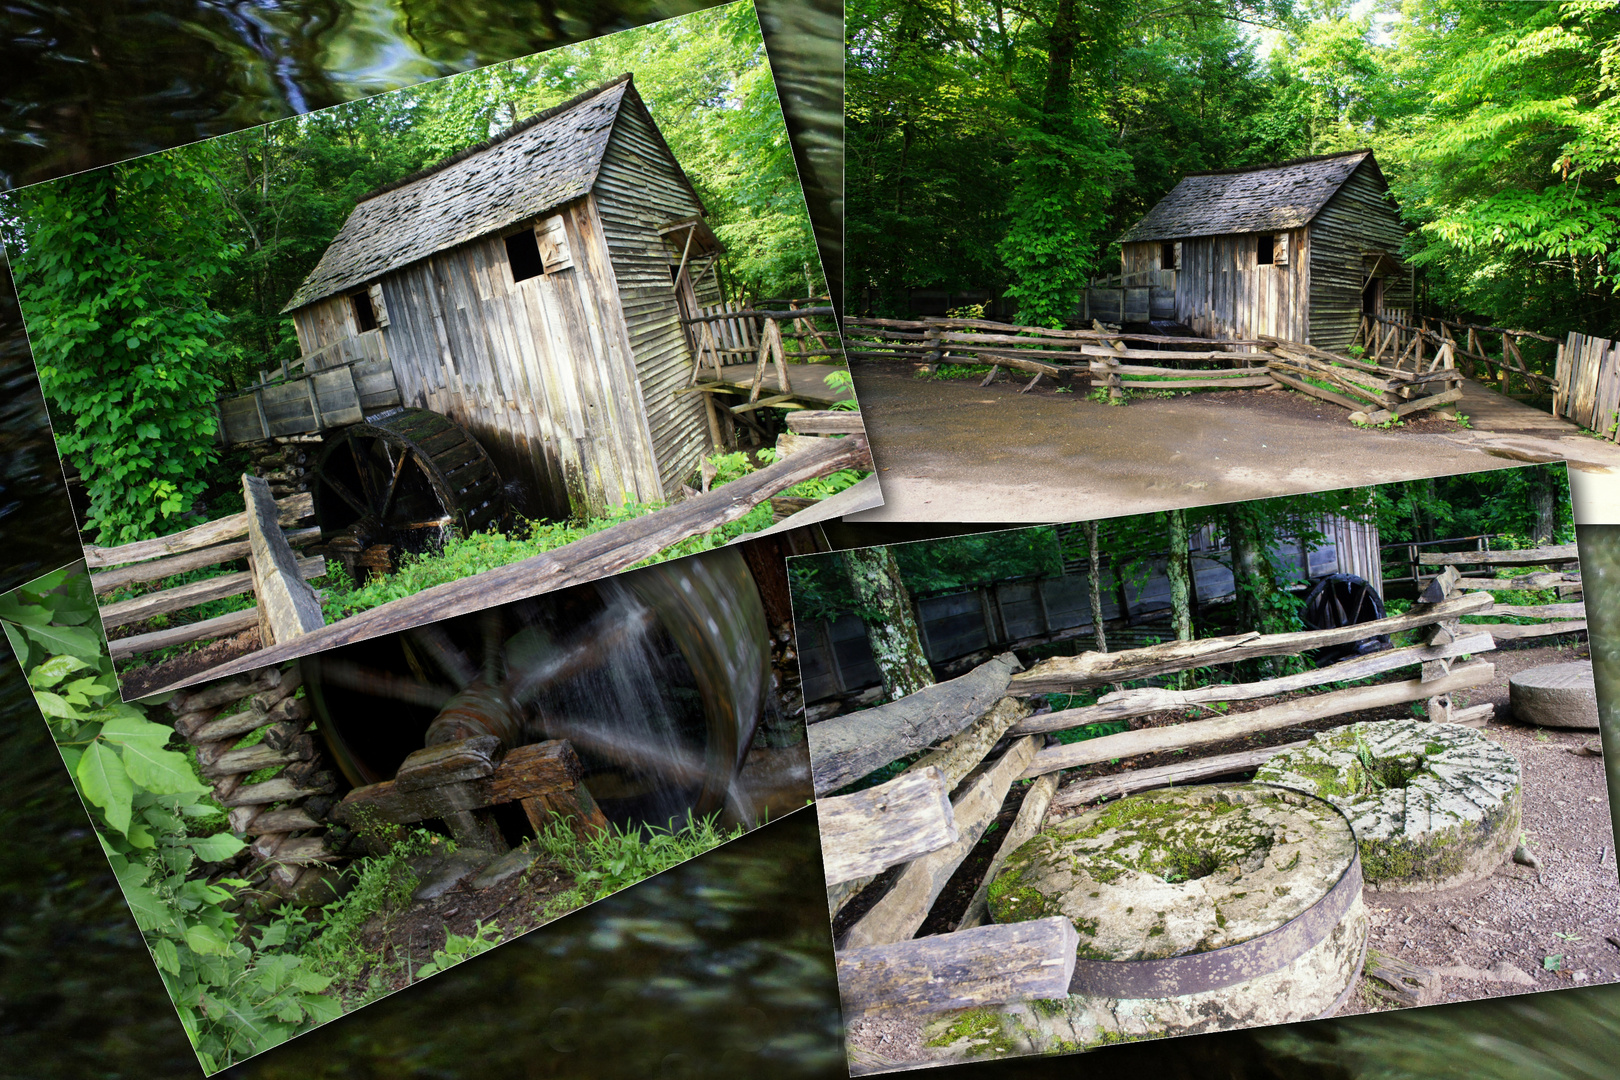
1068 788 1363 999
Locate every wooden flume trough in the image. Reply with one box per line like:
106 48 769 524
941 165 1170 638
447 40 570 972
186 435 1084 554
816 549 1587 1054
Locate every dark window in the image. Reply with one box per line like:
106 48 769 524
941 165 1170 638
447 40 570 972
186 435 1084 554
1160 242 1176 269
351 290 378 332
669 263 683 286
1256 233 1275 266
505 229 545 282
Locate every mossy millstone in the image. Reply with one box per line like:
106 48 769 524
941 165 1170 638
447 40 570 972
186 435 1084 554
1510 661 1600 730
946 783 1366 1054
1256 718 1521 892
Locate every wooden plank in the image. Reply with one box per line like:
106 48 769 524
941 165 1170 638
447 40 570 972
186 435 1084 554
1119 375 1276 391
1422 571 1581 592
785 410 866 435
108 606 262 661
144 435 873 695
97 555 325 630
84 493 314 570
1009 632 1497 735
1018 662 1496 779
836 918 1078 1016
394 735 503 791
1476 601 1587 620
1419 545 1579 566
808 653 1022 796
1470 620 1587 640
243 476 325 646
841 736 1041 949
334 740 583 826
1010 592 1491 694
818 767 959 886
903 696 1030 790
1267 368 1374 413
1048 740 1310 813
954 772 1059 932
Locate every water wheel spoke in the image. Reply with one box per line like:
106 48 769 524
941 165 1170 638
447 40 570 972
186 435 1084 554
348 437 382 510
407 623 478 688
538 717 710 789
507 604 655 704
378 447 412 521
318 660 455 710
482 609 504 684
320 473 372 519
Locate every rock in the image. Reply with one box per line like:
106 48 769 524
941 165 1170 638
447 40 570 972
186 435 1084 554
1510 661 1600 730
472 845 540 890
1512 843 1542 871
411 849 496 901
1256 718 1522 892
1487 961 1536 986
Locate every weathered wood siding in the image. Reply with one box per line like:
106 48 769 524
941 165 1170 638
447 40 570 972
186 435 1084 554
372 195 664 522
292 296 361 356
1154 229 1310 344
1307 161 1411 353
593 104 712 496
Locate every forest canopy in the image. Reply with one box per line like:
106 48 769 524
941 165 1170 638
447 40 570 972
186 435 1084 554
848 0 1620 336
2 2 822 544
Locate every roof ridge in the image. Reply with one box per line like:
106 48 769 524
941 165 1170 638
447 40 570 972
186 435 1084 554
1180 148 1372 180
357 73 634 204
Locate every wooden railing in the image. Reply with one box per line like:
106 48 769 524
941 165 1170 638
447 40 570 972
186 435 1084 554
87 485 326 662
1416 544 1585 642
1356 313 1557 398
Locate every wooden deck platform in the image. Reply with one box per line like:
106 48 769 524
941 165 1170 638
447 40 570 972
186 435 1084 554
691 362 856 409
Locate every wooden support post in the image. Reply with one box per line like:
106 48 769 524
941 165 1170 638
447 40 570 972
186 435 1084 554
243 475 324 646
521 782 609 842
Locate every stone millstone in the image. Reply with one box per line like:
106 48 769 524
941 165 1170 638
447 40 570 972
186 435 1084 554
1256 718 1520 892
1510 661 1600 730
926 784 1366 1056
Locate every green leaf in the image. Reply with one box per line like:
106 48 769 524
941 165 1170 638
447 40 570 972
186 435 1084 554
151 937 181 975
185 923 232 956
32 691 77 719
123 884 172 933
1544 954 1564 971
29 653 88 687
77 740 134 833
186 832 248 863
118 741 207 796
125 821 156 849
23 623 103 658
300 993 343 1025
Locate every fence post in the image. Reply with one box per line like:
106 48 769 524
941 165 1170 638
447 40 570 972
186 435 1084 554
243 475 325 646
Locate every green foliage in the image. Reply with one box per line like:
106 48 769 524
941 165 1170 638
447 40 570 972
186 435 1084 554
0 566 338 1071
915 363 994 380
1373 465 1572 546
415 921 506 979
823 369 863 409
534 811 745 903
5 160 233 544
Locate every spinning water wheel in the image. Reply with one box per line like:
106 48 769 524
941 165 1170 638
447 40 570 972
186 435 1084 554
310 408 504 578
302 549 769 829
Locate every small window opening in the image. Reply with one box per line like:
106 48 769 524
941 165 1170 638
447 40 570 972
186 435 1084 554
1256 233 1275 266
351 290 378 332
506 229 545 282
669 263 683 286
1160 242 1177 270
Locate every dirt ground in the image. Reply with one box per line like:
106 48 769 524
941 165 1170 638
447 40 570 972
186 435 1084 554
117 626 261 699
841 364 1620 524
838 638 1620 1066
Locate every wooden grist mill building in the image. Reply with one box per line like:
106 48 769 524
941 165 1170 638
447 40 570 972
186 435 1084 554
244 73 721 524
1111 149 1412 351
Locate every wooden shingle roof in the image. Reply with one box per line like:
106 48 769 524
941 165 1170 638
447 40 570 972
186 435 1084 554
284 74 689 311
1118 150 1377 244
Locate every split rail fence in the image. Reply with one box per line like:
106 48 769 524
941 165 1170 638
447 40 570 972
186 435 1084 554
814 552 1585 1019
1356 313 1557 402
844 316 1462 422
87 479 327 663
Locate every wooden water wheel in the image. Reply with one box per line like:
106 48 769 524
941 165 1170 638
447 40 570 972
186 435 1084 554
309 408 504 579
301 549 770 831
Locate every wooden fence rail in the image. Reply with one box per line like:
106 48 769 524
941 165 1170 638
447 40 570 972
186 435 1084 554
1356 312 1557 399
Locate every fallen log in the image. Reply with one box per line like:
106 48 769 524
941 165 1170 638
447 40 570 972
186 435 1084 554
836 917 1079 1015
1017 662 1495 779
1047 739 1311 815
955 772 1059 932
1009 593 1492 694
819 766 958 887
809 653 1022 796
1009 632 1497 736
141 434 872 696
841 736 1040 950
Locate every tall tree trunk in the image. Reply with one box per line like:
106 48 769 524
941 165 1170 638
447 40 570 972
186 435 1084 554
1226 504 1264 634
1529 471 1557 544
843 546 933 701
1086 520 1107 653
1166 509 1193 687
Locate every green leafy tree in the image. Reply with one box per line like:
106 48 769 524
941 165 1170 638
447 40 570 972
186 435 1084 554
7 158 235 543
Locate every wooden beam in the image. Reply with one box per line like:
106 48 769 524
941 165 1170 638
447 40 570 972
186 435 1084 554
1469 620 1587 640
1479 601 1587 620
903 696 1031 790
108 606 261 661
1423 572 1580 592
1009 632 1497 735
836 917 1078 1015
243 475 324 648
83 492 313 570
1047 739 1311 814
1018 662 1496 779
141 435 872 696
841 736 1041 949
818 766 958 887
1009 592 1493 694
394 735 503 791
808 653 1021 796
786 410 866 435
333 740 585 827
955 772 1059 932
1420 545 1579 566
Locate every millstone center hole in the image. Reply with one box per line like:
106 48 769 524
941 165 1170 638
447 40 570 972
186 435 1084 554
1360 751 1425 792
1157 847 1223 883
